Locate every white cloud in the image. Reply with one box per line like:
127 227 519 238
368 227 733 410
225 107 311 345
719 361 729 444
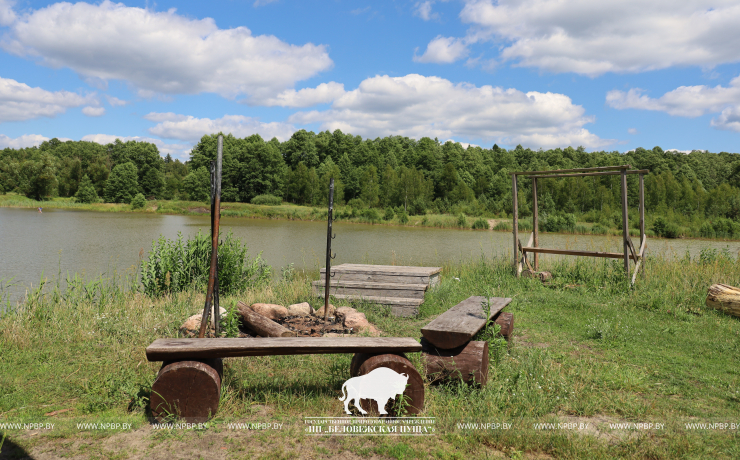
455 0 740 76
627 128 638 135
146 114 296 143
4 1 332 99
607 75 740 131
414 1 438 21
143 112 189 123
253 0 278 6
82 106 105 117
251 82 345 107
0 76 93 122
105 95 128 107
81 134 193 159
712 107 740 132
351 7 371 15
414 36 468 63
0 133 49 149
0 0 16 26
607 76 740 117
289 74 611 149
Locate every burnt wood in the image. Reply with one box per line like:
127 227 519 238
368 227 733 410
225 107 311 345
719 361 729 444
421 296 511 349
237 302 296 338
355 354 425 415
421 339 489 386
150 359 222 422
146 337 422 361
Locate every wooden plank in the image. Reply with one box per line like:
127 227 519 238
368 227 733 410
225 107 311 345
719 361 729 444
513 165 630 176
528 169 648 179
521 247 639 261
513 174 519 275
639 173 645 246
312 281 427 299
532 177 539 271
146 337 423 361
321 264 442 276
421 296 512 349
314 293 424 307
321 273 433 284
621 168 629 274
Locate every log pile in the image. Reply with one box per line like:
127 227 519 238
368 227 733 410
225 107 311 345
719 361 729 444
706 284 740 318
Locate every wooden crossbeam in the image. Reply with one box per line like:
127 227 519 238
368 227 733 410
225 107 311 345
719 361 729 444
513 165 630 176
528 169 649 179
521 247 639 262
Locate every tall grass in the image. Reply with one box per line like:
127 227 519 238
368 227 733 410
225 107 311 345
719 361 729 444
2 252 740 458
139 231 271 296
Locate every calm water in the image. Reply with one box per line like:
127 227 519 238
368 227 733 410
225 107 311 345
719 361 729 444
1 207 739 303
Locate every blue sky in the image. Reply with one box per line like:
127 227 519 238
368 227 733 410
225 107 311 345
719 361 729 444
1 0 740 159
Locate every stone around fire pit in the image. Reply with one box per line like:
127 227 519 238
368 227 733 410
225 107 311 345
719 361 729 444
179 308 226 337
287 302 314 316
335 306 357 320
313 304 336 318
250 303 288 320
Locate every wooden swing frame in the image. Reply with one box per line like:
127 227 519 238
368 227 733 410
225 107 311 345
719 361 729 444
512 165 648 284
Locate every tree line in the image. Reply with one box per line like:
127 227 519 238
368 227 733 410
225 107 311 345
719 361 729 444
2 130 740 234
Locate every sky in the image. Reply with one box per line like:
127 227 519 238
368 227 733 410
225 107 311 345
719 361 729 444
1 0 740 160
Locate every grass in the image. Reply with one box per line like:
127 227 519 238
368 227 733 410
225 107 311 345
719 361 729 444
2 251 740 459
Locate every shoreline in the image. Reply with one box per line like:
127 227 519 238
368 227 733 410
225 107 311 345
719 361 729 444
2 193 739 243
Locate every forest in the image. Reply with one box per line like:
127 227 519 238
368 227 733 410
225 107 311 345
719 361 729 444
2 130 740 238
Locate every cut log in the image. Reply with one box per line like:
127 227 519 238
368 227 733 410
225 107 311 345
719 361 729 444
493 312 514 341
421 339 488 386
349 352 407 377
421 296 512 349
146 337 422 361
150 359 222 422
706 284 740 318
237 301 296 338
355 354 424 415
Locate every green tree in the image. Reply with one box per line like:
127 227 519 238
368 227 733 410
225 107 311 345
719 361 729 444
131 192 146 209
74 174 99 203
359 165 380 207
182 166 211 202
105 162 139 203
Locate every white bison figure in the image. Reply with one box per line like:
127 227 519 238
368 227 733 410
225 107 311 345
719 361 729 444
339 367 409 415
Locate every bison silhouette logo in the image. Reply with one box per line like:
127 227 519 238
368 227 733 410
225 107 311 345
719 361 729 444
339 367 409 415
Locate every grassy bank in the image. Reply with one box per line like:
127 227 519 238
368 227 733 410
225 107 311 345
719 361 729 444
2 253 740 459
3 192 739 242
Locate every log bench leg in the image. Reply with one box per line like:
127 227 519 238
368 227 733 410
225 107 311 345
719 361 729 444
348 353 425 416
150 358 223 423
493 312 514 341
421 339 489 386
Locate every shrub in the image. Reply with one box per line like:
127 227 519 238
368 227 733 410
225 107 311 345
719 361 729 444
74 174 99 204
518 220 532 231
591 224 608 235
347 198 366 210
541 213 576 232
140 230 271 296
409 198 427 216
472 217 489 230
383 207 395 221
493 221 512 231
251 194 282 206
398 211 409 224
131 193 146 209
652 216 680 238
362 208 381 222
457 213 468 228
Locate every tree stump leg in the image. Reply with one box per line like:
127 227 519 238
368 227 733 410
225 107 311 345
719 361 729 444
150 358 222 423
353 354 424 416
493 312 514 341
350 352 407 377
421 339 489 386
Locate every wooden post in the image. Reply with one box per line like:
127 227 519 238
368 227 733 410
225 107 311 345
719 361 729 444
199 134 223 338
532 177 539 271
621 168 629 275
639 173 645 246
512 174 519 276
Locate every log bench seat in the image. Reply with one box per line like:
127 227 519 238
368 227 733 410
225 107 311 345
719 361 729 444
146 337 424 422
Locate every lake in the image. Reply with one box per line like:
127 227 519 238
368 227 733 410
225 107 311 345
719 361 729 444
1 207 738 304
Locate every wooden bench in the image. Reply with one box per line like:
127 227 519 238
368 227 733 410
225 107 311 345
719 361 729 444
146 337 424 421
420 296 513 386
